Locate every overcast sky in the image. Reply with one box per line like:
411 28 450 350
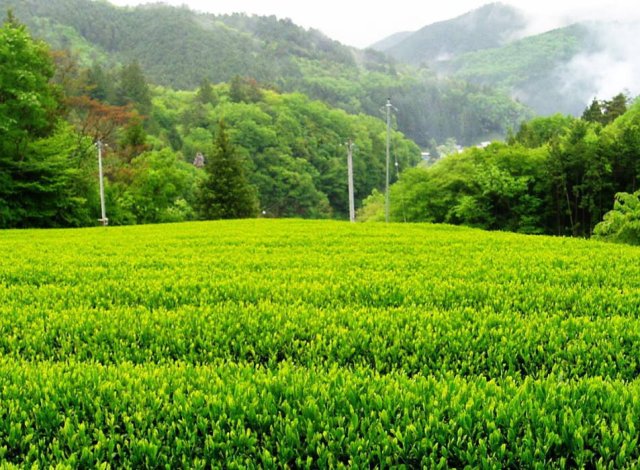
107 0 639 48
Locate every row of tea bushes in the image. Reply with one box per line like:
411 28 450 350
1 360 639 468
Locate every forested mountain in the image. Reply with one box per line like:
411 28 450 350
0 0 530 147
442 24 602 115
2 0 362 89
378 3 526 66
373 3 636 116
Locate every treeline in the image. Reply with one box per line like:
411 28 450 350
0 0 531 147
0 16 421 228
367 93 640 238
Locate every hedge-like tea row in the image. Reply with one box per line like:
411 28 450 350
1 220 640 466
1 360 639 468
0 302 639 380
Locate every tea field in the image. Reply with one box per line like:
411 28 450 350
1 219 640 467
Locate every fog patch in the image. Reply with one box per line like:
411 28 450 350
557 21 640 104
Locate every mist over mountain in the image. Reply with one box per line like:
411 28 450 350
377 3 527 66
368 31 413 52
373 3 639 115
558 20 639 106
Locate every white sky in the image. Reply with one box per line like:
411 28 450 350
107 0 639 48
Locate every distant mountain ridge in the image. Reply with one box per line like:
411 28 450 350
0 0 368 89
447 23 597 115
368 31 413 52
375 3 527 65
371 3 634 115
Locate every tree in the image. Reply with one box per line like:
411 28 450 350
197 120 259 219
582 93 628 126
582 98 604 125
0 12 58 160
593 191 640 245
229 76 263 103
603 93 628 123
0 14 92 228
196 77 216 105
116 61 152 116
85 63 116 103
66 95 135 146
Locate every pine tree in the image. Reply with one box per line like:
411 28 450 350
197 120 259 220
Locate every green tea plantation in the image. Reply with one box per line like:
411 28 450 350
1 219 640 468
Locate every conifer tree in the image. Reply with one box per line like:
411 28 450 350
197 120 259 220
116 61 151 115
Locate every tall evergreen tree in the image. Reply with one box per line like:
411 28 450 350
116 61 151 115
197 120 259 220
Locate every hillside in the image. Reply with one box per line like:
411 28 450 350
368 31 413 51
1 0 363 88
0 0 531 146
445 23 601 114
2 219 640 466
372 3 633 115
375 3 526 66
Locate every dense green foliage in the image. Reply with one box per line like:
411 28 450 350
0 0 531 146
2 220 640 466
370 98 640 237
146 85 421 221
0 14 96 228
0 16 422 227
593 190 640 244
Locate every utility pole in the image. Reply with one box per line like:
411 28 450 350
97 139 108 226
347 139 355 223
385 98 392 223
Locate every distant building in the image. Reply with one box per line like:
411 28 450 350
193 152 205 168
